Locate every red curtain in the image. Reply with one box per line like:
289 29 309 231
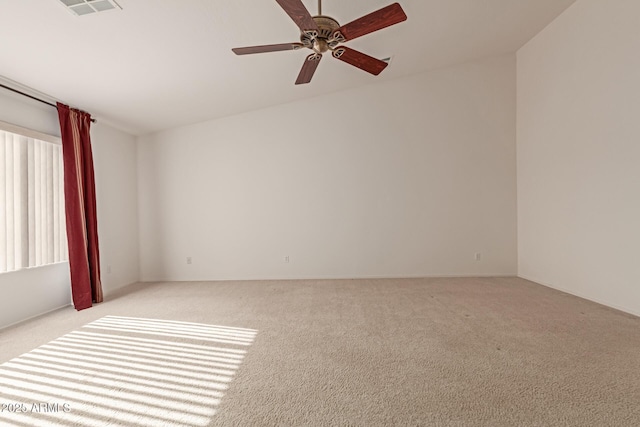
57 103 102 310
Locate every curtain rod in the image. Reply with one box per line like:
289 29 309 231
0 83 96 123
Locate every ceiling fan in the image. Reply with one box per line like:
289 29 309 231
232 0 407 85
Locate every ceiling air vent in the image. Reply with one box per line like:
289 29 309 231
58 0 122 16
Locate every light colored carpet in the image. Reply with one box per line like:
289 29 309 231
1 277 639 426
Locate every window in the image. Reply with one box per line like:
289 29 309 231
0 122 67 273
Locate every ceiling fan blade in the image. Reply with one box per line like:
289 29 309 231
335 2 407 42
295 53 322 85
232 43 303 55
276 0 319 32
333 47 388 76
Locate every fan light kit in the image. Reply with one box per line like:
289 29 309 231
233 0 407 85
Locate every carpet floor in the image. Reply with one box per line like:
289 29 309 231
0 277 639 426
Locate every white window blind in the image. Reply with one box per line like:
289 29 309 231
0 125 67 273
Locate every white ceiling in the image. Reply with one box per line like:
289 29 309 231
0 0 576 135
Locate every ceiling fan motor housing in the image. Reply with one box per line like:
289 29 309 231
300 15 341 52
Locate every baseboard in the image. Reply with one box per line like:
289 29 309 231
0 303 72 331
139 273 517 283
518 274 640 318
102 280 140 298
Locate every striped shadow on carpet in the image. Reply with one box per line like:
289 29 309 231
0 316 257 426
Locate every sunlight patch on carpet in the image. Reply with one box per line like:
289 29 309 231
0 316 257 426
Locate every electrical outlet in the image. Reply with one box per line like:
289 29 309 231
106 265 112 274
475 253 481 261
284 256 290 263
186 257 192 265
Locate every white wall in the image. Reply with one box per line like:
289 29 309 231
138 54 518 281
0 88 139 328
0 263 71 329
92 122 140 295
0 90 60 137
517 0 640 315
